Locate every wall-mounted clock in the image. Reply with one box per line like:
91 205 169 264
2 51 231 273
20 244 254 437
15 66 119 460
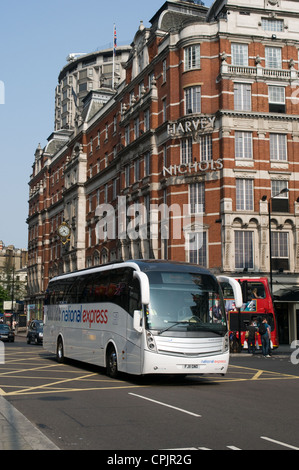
58 222 71 244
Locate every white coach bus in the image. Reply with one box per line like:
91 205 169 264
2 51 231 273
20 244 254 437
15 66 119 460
43 260 242 377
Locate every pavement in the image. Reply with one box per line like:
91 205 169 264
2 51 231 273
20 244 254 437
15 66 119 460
0 395 60 450
0 330 293 450
0 330 59 450
231 344 293 357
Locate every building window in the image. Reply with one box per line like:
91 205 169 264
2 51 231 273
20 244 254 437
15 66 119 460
101 248 109 264
144 108 150 131
272 180 289 198
235 131 253 159
144 152 150 177
271 232 289 270
125 125 130 146
184 45 200 71
187 231 207 267
200 135 213 161
134 159 140 182
185 86 201 114
269 86 285 113
262 19 284 32
236 179 254 211
134 117 140 139
138 51 144 74
181 138 193 164
125 165 130 187
235 231 254 270
271 180 289 212
234 83 251 111
162 59 167 82
270 133 287 161
94 251 100 266
265 47 282 69
113 179 117 200
231 43 248 66
79 83 87 92
189 183 205 214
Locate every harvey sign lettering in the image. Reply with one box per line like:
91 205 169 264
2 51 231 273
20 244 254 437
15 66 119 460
167 116 216 136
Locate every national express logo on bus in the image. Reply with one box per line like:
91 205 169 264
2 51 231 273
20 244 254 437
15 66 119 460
61 305 108 328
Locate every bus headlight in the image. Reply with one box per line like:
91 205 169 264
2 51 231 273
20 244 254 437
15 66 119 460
146 331 157 352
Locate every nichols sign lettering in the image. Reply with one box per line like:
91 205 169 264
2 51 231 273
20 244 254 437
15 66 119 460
163 159 223 177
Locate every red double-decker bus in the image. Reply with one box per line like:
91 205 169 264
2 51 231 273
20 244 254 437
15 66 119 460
222 277 279 351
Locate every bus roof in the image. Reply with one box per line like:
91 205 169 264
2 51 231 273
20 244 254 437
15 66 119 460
48 260 213 284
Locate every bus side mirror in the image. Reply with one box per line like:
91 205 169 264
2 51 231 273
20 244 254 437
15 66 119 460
217 276 243 309
133 310 143 333
133 271 150 305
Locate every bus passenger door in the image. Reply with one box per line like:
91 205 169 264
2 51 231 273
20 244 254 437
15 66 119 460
126 276 144 375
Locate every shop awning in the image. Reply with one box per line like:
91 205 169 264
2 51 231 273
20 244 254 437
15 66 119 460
273 288 299 302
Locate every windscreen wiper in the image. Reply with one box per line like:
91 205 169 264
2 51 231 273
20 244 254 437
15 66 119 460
158 321 190 335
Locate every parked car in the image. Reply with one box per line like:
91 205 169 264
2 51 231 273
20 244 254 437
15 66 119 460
0 324 15 342
27 320 43 345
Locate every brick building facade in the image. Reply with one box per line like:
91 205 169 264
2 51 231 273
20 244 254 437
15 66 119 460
27 0 299 343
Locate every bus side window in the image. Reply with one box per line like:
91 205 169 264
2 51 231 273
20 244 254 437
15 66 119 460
129 278 141 317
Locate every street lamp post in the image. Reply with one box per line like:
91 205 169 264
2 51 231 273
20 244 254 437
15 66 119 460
262 188 289 294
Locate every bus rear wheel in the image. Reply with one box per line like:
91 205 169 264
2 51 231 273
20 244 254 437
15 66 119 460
56 337 64 364
106 346 118 378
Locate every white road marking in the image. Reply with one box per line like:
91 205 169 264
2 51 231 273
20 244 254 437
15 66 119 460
261 436 299 450
129 392 201 417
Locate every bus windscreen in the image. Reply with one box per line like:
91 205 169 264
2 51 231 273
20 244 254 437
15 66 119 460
145 272 227 336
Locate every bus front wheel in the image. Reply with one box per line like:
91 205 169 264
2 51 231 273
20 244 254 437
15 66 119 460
106 346 118 378
56 337 64 364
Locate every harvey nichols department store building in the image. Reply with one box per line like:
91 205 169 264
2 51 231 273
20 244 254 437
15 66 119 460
27 0 299 345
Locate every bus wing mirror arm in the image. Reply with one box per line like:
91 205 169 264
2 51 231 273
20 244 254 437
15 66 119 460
133 310 143 333
217 276 243 309
133 271 150 305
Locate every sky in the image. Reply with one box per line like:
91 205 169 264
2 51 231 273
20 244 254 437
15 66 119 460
0 0 214 250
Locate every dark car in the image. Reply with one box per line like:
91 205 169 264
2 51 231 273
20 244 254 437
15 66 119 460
0 324 15 342
27 320 43 345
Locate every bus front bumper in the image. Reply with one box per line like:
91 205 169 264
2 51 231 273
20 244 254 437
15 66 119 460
143 350 230 375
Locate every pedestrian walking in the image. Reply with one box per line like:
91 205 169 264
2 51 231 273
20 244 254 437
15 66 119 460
247 320 257 354
259 318 271 357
